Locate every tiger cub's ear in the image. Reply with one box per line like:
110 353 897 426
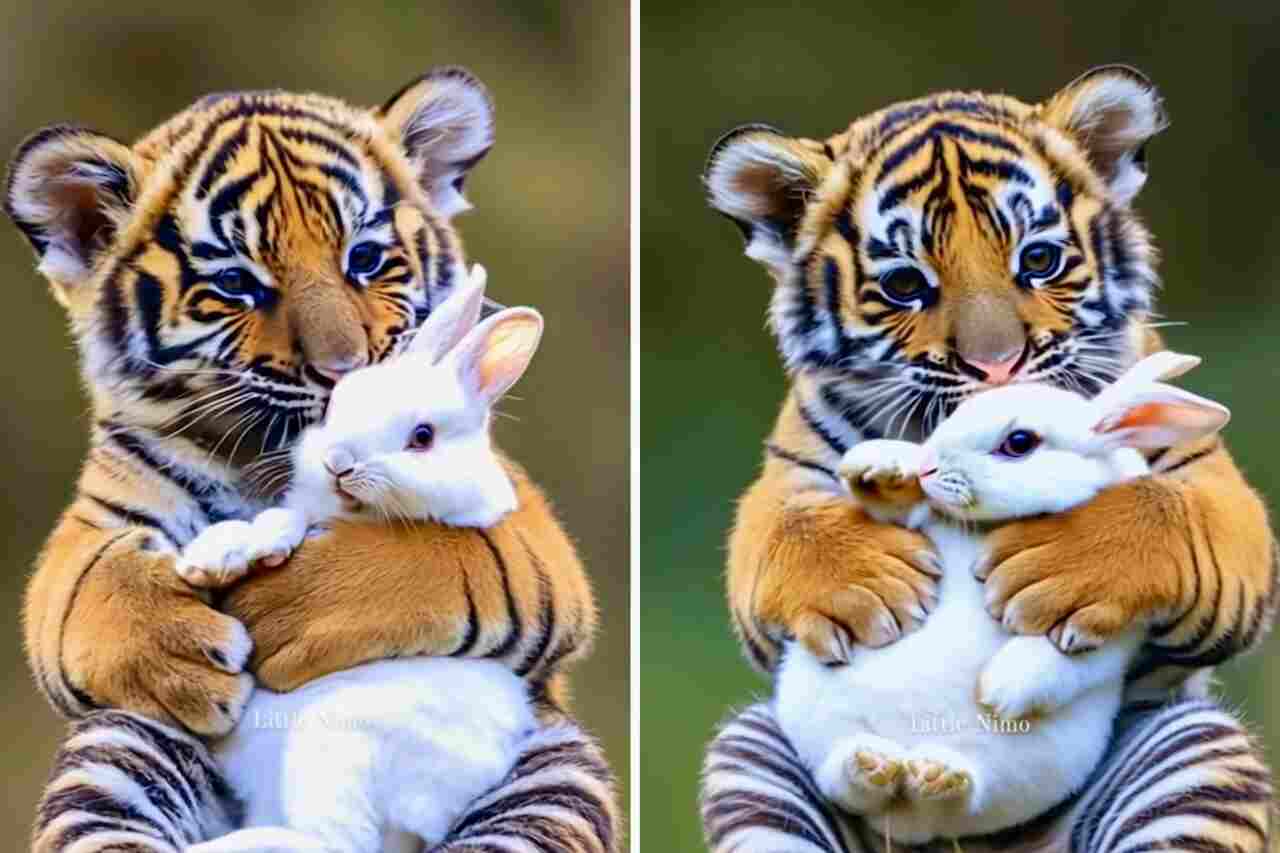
1041 65 1168 205
704 125 832 275
4 125 143 304
377 67 495 219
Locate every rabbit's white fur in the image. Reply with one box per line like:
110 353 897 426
193 659 535 853
775 352 1229 843
180 266 547 853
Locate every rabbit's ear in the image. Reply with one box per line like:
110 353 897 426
1095 351 1202 412
1092 382 1230 450
1114 351 1201 388
407 264 487 362
453 307 543 405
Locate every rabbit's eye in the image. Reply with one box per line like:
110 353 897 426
997 429 1040 458
407 424 435 451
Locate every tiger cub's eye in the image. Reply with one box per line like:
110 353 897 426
1019 243 1062 279
878 267 930 304
213 267 256 297
347 242 384 276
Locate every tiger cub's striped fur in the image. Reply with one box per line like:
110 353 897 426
702 697 1271 853
705 66 1275 688
10 70 613 852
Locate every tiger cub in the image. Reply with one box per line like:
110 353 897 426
10 70 608 853
10 67 594 736
705 66 1274 691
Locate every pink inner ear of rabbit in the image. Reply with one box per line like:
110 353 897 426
1094 402 1165 433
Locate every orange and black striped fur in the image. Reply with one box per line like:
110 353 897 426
702 66 1273 851
9 70 614 853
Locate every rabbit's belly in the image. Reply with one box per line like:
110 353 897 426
775 552 1004 757
830 530 1002 715
213 658 535 847
775 525 1121 840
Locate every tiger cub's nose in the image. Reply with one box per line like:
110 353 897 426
963 344 1027 386
312 355 368 383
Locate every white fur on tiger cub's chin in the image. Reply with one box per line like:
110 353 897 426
189 659 536 853
775 352 1229 843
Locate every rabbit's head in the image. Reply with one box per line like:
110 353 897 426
918 352 1229 522
291 265 543 526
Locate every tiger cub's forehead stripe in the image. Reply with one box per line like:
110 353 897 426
871 96 1017 141
872 117 1025 186
195 121 251 200
254 126 351 245
180 123 390 266
859 124 1056 258
175 98 364 181
192 115 364 206
276 126 361 169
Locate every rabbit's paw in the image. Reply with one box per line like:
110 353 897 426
246 508 309 568
817 734 905 814
902 747 975 803
838 440 927 524
840 440 923 489
977 638 1065 719
177 520 257 588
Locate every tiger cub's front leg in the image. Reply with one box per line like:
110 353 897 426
224 461 597 693
727 457 941 670
25 515 255 735
980 437 1275 659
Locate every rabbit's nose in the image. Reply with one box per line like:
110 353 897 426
323 447 356 478
919 449 940 480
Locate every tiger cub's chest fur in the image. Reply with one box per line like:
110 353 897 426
84 422 272 550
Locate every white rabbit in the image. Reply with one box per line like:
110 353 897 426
774 351 1229 843
177 263 542 587
175 265 547 853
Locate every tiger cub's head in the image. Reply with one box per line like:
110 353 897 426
706 66 1167 437
5 68 493 464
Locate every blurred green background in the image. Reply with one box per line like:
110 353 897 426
642 1 1279 848
0 0 628 841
